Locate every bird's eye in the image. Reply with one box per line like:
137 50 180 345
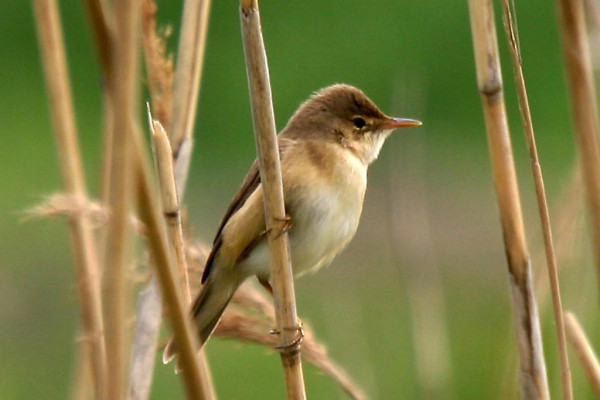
352 117 366 129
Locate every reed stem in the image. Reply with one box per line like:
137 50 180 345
500 1 573 399
565 312 600 397
468 1 550 398
33 1 107 397
555 0 600 292
240 1 307 398
132 129 209 399
103 0 141 398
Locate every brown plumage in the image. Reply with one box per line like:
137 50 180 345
163 84 421 363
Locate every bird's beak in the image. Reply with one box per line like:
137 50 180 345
382 117 422 129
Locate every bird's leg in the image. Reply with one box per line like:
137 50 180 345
262 213 301 351
258 277 274 296
270 321 305 350
262 276 304 349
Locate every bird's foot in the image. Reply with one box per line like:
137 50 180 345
271 214 293 239
270 320 304 350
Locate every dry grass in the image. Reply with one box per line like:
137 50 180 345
32 1 107 397
499 1 572 398
32 0 600 398
239 0 306 397
186 244 367 400
468 0 550 398
565 312 600 397
556 0 600 287
33 0 366 398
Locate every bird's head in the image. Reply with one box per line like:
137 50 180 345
284 84 421 165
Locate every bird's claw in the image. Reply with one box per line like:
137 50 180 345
270 321 304 350
270 214 293 239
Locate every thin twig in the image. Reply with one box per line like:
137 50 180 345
468 1 550 399
84 0 115 89
500 1 573 399
103 0 141 398
564 311 600 397
127 279 162 400
239 1 306 399
136 1 216 396
69 341 93 400
32 1 107 398
148 116 217 399
169 0 212 154
534 166 585 308
556 0 600 291
168 0 213 198
132 127 209 399
586 0 600 77
183 234 368 399
215 304 367 400
82 0 117 203
151 116 192 302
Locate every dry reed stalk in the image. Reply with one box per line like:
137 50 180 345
555 0 600 289
500 167 584 400
127 279 162 400
564 311 600 397
468 1 550 399
103 0 142 398
132 129 210 399
70 345 93 400
135 2 216 397
81 6 136 397
138 2 215 397
500 2 573 399
169 0 212 153
586 0 600 77
84 0 114 88
151 117 192 303
240 0 306 398
83 0 117 203
167 0 212 197
32 1 107 398
185 237 367 399
215 306 367 400
534 167 585 306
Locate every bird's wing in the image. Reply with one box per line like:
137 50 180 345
201 138 294 283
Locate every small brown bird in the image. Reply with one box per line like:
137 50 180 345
164 84 420 361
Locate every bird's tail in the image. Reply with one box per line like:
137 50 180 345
162 272 242 365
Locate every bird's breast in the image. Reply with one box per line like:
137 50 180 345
285 144 368 276
237 141 368 280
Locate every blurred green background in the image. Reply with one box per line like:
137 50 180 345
2 0 599 399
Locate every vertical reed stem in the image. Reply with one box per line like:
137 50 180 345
500 2 573 399
33 1 107 398
134 2 216 397
83 0 116 204
169 0 212 154
240 1 307 398
132 130 209 399
468 1 550 398
565 312 600 397
103 1 140 398
152 119 192 303
555 0 600 291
